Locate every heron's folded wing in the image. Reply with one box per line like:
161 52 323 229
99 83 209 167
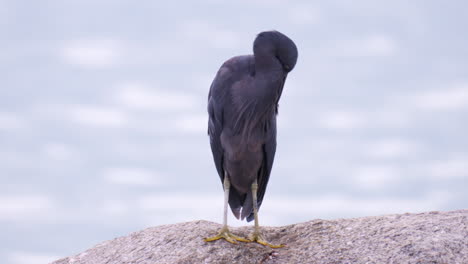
208 89 225 183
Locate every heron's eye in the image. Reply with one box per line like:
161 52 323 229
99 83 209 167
275 54 281 62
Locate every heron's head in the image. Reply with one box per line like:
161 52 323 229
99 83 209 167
253 30 298 73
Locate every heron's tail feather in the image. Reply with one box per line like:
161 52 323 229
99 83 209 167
240 191 254 222
228 187 244 219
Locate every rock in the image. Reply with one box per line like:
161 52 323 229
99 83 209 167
51 209 467 264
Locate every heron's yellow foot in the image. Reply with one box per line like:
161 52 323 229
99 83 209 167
248 231 285 248
204 226 250 244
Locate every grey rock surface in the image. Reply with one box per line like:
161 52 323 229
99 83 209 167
51 210 468 264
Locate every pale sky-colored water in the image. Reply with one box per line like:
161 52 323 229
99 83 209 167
1 0 468 263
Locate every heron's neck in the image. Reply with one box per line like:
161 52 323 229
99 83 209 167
254 53 282 74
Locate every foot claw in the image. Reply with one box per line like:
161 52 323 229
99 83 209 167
248 232 285 248
204 227 249 245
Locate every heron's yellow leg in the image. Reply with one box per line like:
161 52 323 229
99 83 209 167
247 180 285 248
204 176 249 244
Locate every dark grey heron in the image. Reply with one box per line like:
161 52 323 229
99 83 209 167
204 30 298 248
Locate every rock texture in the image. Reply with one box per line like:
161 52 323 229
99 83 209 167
52 210 467 264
